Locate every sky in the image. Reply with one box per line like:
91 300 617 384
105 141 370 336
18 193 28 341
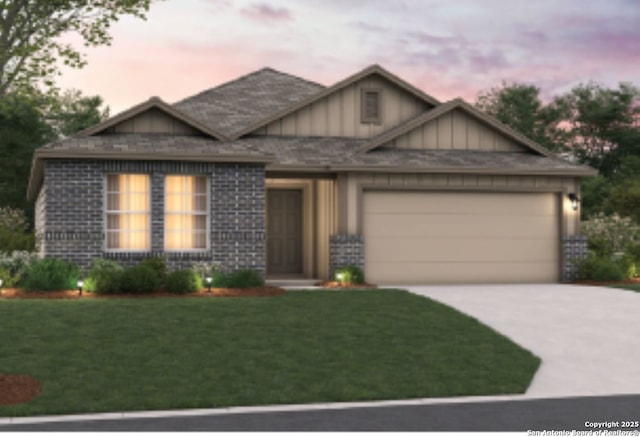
56 0 640 114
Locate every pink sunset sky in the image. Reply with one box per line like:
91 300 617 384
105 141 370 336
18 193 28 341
57 0 640 114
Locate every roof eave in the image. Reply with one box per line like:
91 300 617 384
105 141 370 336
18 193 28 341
328 164 598 177
27 149 275 201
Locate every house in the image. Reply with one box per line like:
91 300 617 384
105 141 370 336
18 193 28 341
27 65 596 284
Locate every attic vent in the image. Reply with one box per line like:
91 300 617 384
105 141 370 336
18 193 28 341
361 88 382 124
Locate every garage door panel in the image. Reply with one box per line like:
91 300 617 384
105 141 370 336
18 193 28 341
363 191 559 284
364 214 556 238
363 191 557 215
366 237 558 262
366 261 559 284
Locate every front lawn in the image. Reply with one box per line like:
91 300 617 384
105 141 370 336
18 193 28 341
610 283 640 293
0 290 540 417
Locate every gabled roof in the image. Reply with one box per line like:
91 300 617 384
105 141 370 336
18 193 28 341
230 64 442 139
77 97 227 140
174 68 325 139
357 98 554 157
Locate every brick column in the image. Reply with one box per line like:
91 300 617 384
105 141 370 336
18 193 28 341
562 236 588 282
329 234 365 280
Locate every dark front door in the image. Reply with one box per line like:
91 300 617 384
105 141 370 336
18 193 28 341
267 189 303 275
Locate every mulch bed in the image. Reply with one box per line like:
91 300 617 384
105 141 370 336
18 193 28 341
0 286 285 299
315 281 377 289
0 374 42 406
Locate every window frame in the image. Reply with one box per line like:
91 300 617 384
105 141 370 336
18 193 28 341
163 174 210 252
361 87 383 124
103 173 152 253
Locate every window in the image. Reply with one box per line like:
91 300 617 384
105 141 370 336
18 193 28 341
361 88 382 124
106 174 150 251
165 175 208 251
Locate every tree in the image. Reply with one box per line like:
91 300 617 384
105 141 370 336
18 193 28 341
47 89 109 137
0 92 56 221
0 0 153 96
555 82 640 177
476 82 568 152
0 89 108 227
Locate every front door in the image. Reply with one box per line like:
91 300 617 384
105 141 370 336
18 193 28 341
267 189 303 275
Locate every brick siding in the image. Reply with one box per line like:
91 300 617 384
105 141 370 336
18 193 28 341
39 159 265 274
562 235 588 282
329 234 365 280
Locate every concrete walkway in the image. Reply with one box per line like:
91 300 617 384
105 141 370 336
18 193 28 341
404 284 640 398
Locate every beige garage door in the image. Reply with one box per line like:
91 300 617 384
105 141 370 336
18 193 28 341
363 191 560 284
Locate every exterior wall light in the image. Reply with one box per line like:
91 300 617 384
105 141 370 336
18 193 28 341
568 193 580 211
77 279 84 296
205 275 212 293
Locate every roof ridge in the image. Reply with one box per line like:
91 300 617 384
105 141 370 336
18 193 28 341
174 67 325 106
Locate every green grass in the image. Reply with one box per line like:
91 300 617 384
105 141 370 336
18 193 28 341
610 284 640 292
0 290 540 417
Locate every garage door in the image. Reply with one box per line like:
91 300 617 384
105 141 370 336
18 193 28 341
363 191 559 284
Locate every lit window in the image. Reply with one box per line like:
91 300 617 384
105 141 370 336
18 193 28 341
105 174 150 251
361 88 382 123
165 175 208 251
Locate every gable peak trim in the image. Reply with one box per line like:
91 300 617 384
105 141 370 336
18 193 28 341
357 98 554 157
230 64 441 140
76 97 229 140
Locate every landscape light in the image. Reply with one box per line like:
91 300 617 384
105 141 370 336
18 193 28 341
205 275 212 293
77 279 84 296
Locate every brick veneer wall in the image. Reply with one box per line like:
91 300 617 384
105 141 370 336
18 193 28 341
329 234 365 280
562 235 588 282
39 159 265 274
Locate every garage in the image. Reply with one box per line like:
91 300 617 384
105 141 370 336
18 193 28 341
363 191 560 284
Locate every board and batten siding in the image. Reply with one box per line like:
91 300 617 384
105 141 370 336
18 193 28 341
340 172 581 237
388 109 525 152
254 74 432 138
105 108 201 135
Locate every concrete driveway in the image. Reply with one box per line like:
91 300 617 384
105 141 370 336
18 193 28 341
403 284 640 398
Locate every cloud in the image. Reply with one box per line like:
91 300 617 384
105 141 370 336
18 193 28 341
240 3 293 23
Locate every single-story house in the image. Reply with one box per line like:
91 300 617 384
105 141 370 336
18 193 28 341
28 65 596 284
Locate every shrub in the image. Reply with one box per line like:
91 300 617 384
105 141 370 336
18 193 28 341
140 257 167 281
0 206 29 232
575 252 626 282
334 265 365 285
165 269 202 294
84 258 123 294
191 261 222 281
0 251 38 287
22 257 80 291
581 213 640 257
0 207 34 252
0 228 35 253
119 264 160 294
212 269 264 289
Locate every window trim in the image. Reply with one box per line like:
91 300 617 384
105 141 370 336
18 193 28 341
163 174 210 252
361 87 382 124
103 173 152 253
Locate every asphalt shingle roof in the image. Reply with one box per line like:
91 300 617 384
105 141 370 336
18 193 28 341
173 68 325 138
41 134 593 173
